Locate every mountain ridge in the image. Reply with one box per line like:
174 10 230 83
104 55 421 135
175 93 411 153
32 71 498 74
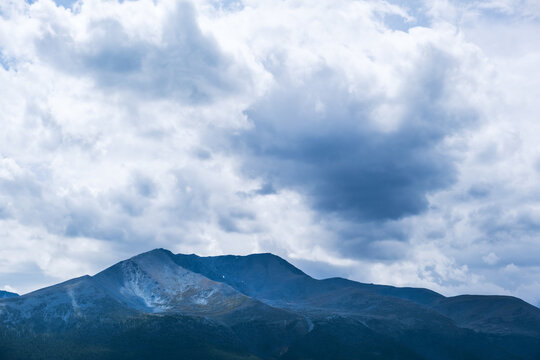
1 248 539 359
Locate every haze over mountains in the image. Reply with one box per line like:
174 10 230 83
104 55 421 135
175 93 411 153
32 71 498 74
1 249 539 359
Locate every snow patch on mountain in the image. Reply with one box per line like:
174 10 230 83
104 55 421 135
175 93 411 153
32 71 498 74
304 315 314 332
192 289 217 305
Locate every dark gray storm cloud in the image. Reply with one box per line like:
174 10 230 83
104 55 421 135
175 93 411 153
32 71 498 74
231 49 476 222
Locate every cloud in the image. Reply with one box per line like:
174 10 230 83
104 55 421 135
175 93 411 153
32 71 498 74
204 1 484 228
34 0 247 103
232 51 476 222
482 252 499 265
1 0 540 307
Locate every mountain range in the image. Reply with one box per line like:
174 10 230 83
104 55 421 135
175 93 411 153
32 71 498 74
1 249 539 359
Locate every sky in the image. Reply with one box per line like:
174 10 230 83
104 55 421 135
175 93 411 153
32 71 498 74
1 0 540 305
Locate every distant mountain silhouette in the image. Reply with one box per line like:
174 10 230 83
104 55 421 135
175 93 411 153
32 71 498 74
0 290 18 299
1 249 539 359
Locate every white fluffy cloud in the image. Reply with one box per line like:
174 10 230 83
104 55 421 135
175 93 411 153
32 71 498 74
1 0 539 306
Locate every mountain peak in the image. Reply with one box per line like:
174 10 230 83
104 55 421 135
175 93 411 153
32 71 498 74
130 248 174 260
172 251 315 302
91 248 251 314
174 251 307 276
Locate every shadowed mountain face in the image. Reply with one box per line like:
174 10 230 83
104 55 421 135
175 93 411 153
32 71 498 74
0 291 18 299
173 253 445 307
1 249 539 359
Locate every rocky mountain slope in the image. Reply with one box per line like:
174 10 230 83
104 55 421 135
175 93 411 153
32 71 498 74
1 249 539 359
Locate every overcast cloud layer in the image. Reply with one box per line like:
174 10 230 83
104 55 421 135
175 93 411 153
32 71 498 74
1 0 540 305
